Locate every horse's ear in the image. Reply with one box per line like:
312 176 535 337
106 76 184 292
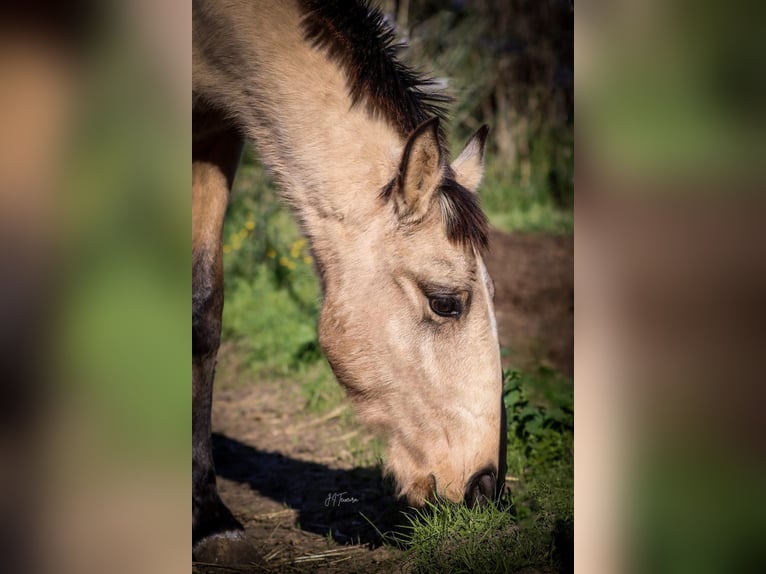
451 125 489 193
393 117 443 222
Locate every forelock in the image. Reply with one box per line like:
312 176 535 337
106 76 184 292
437 174 489 252
380 170 489 252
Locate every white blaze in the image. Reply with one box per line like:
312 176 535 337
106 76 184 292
477 254 499 342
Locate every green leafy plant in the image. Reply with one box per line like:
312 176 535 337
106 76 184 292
504 369 574 474
503 368 573 524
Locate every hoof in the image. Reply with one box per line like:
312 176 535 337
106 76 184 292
192 530 264 567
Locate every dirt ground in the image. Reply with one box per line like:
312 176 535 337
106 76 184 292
193 230 573 573
485 230 574 377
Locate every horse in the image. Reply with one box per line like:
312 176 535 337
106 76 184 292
193 0 506 562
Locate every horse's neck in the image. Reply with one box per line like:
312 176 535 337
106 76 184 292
195 0 403 236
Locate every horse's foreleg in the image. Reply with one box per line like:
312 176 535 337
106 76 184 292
192 121 254 563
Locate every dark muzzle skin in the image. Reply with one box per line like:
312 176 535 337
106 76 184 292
464 467 498 507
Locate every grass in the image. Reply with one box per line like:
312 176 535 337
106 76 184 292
391 501 564 574
221 149 573 571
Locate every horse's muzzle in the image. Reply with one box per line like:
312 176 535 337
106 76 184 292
464 468 497 507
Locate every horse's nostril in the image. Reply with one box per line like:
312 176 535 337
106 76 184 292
464 470 497 507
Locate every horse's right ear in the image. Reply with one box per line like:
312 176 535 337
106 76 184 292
391 117 443 223
452 125 489 192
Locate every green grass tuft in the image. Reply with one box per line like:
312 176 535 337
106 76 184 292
387 499 565 573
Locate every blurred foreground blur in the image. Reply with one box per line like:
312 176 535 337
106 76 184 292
577 1 766 573
0 0 764 572
0 1 187 573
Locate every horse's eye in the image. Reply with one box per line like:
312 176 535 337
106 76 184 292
429 296 462 318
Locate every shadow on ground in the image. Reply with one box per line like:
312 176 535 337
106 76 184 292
212 433 409 546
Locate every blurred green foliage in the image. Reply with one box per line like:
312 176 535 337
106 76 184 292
221 153 325 382
579 0 766 180
401 0 574 221
59 24 188 460
630 446 766 574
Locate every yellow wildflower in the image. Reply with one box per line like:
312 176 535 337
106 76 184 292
290 238 305 258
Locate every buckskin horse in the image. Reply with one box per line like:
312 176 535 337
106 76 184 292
193 0 505 561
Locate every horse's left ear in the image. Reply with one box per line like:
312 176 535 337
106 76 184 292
451 125 489 192
393 117 443 222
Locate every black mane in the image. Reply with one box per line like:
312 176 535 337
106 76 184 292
299 0 450 139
